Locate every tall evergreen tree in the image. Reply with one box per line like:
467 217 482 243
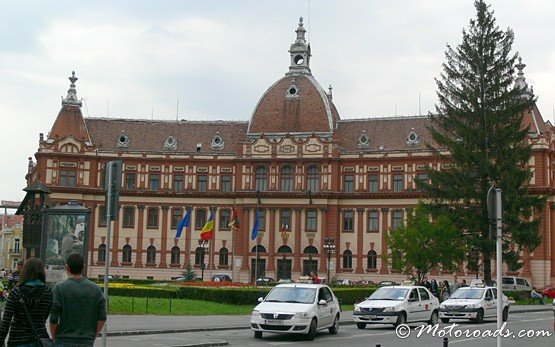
422 0 544 285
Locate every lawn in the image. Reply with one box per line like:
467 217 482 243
107 296 354 316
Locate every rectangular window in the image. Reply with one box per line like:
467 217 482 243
392 210 403 230
368 210 379 232
306 210 317 231
280 209 291 230
174 174 184 193
195 209 207 229
14 238 20 254
416 173 428 190
126 173 136 190
149 174 160 192
60 170 77 187
171 208 182 229
219 209 231 230
344 175 354 193
123 206 135 228
98 206 107 227
258 210 266 230
343 210 354 232
147 207 159 228
198 175 207 192
393 174 404 192
369 174 379 193
221 175 232 192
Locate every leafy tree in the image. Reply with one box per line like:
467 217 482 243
386 204 464 284
181 262 197 282
422 0 544 284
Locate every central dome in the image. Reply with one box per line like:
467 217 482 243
247 18 340 135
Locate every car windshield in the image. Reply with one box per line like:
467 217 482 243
368 287 409 301
450 288 484 299
264 287 317 304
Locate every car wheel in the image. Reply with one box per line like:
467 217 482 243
306 318 318 340
394 312 407 327
502 307 509 322
428 310 438 325
329 314 339 334
472 308 484 324
356 322 367 329
440 318 450 324
254 331 262 339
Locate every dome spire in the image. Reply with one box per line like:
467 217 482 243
287 17 312 76
515 57 533 99
62 71 82 107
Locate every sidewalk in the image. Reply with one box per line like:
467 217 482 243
104 305 552 337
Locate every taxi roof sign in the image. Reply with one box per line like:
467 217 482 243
470 279 486 287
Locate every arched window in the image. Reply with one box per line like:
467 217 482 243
195 247 205 265
307 165 320 192
146 245 156 264
251 245 267 253
122 244 132 263
303 246 318 254
171 246 180 265
97 244 106 263
255 166 268 191
219 247 229 266
342 249 353 269
281 166 293 192
367 250 377 269
277 245 292 254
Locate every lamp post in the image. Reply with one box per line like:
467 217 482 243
323 238 335 284
201 240 209 281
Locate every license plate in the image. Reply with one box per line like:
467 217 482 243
364 315 377 319
452 311 460 315
265 319 284 325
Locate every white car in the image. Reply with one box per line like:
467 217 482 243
250 283 341 340
353 285 440 329
439 285 509 323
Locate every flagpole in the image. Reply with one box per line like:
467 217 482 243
255 206 258 284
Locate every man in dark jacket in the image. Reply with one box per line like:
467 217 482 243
7 260 23 290
50 253 107 346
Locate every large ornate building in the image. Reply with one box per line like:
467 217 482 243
26 19 555 286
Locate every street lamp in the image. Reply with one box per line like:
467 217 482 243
201 240 209 281
323 238 335 284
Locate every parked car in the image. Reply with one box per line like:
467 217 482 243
542 285 555 299
353 285 439 329
211 274 232 282
501 276 531 291
278 278 294 284
377 280 399 287
439 283 509 323
256 277 275 286
250 283 340 340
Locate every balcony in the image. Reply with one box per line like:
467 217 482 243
9 248 21 255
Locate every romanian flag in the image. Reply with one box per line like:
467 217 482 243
200 209 215 241
228 208 240 231
175 208 191 239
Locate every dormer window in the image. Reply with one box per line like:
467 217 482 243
406 128 419 145
196 143 202 152
164 136 177 151
357 131 370 149
286 78 300 99
211 133 224 149
117 132 129 148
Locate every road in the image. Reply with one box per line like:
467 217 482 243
97 311 553 347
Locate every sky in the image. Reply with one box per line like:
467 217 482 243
1 0 554 203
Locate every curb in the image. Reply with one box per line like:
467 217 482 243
175 342 229 347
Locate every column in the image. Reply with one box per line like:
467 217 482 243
355 208 365 274
135 206 145 267
267 208 276 271
379 208 389 274
318 208 327 274
293 208 302 272
159 206 169 268
110 206 121 267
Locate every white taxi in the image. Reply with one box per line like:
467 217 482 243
353 285 439 329
250 283 341 340
439 284 509 323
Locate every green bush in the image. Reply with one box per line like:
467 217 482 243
106 286 178 299
504 290 531 301
332 287 377 305
177 286 271 305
